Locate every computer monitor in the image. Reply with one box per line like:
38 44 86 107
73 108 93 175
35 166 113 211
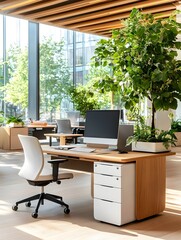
84 110 120 148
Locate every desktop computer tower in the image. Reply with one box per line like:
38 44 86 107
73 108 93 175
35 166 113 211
117 124 134 153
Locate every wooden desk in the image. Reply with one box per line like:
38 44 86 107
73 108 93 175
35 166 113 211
27 125 56 140
42 145 175 221
44 133 83 145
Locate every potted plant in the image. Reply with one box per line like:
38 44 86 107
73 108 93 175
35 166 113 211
170 118 181 146
126 115 177 152
6 115 24 127
92 9 181 152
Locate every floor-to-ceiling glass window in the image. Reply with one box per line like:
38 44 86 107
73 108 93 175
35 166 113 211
0 15 101 123
39 24 73 122
39 24 101 122
0 16 28 122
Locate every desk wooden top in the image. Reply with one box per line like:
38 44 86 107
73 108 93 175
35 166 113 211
42 145 175 163
27 124 56 128
44 133 83 137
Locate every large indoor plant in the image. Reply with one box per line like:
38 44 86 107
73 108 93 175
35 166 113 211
92 9 181 152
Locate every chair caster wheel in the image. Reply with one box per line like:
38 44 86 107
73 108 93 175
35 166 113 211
32 212 38 218
12 205 18 211
64 208 70 214
25 202 31 207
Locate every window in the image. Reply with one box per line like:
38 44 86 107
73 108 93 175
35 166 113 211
0 15 102 122
0 16 28 121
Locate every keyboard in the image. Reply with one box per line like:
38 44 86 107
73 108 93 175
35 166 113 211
69 147 95 153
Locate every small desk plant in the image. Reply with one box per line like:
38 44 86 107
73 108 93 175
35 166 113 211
92 9 181 152
6 115 24 127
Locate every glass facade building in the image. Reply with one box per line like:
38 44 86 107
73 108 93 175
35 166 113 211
0 15 101 123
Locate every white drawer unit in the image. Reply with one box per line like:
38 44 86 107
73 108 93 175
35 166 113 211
93 162 136 226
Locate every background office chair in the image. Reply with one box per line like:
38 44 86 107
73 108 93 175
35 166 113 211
56 119 72 134
12 135 73 218
56 119 74 144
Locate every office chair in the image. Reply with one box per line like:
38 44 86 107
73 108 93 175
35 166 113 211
56 119 72 134
56 119 74 144
12 135 73 218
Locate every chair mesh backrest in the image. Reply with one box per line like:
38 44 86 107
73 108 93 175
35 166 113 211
18 135 44 181
56 119 72 134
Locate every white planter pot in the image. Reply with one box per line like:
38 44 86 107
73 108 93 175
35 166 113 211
8 122 23 128
174 132 181 146
132 141 171 153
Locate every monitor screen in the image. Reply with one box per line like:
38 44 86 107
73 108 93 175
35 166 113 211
84 110 120 147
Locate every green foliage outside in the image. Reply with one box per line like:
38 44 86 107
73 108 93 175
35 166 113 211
40 37 71 119
68 67 111 117
2 46 28 109
92 9 181 131
0 37 71 120
0 111 4 125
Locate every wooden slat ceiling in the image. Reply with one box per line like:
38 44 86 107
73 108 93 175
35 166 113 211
0 0 180 37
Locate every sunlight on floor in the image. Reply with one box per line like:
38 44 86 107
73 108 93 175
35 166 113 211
0 200 12 215
166 188 181 212
16 220 163 240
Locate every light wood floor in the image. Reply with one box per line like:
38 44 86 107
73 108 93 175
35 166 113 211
0 147 181 240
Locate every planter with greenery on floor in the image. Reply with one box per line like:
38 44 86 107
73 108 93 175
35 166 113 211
127 116 176 152
6 115 24 128
171 119 181 146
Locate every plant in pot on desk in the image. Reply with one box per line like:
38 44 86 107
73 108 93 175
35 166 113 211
92 9 181 152
126 115 177 152
6 115 24 127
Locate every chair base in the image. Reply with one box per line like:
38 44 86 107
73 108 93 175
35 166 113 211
12 192 70 218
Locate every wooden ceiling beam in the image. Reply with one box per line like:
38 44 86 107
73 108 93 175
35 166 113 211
7 0 108 15
6 0 68 14
28 0 140 21
53 0 178 26
0 0 44 11
41 0 177 25
0 0 32 8
63 3 176 29
78 9 175 32
91 10 175 36
0 0 179 37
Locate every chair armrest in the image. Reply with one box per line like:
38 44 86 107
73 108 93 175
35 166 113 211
48 159 68 181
